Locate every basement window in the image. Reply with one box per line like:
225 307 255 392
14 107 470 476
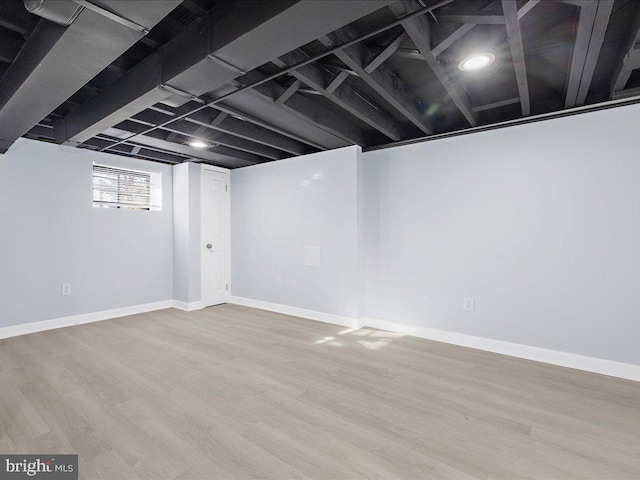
92 163 162 211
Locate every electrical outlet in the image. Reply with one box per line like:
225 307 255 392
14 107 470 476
276 278 283 288
61 284 72 296
463 297 474 312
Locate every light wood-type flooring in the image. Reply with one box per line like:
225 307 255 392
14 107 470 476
1 304 639 479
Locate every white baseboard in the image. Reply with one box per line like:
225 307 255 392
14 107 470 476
228 296 640 382
229 296 360 329
360 316 640 382
3 297 638 382
0 300 174 340
172 300 204 312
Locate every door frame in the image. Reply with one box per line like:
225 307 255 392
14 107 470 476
200 164 231 306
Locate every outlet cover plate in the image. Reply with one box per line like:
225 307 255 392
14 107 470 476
464 297 474 312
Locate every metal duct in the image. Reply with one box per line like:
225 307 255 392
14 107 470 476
23 0 84 27
0 0 181 154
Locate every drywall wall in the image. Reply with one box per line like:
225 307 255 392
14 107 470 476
172 162 201 304
363 103 640 365
0 138 173 327
231 146 362 318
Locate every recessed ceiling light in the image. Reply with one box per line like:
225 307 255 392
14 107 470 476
459 53 495 72
188 140 208 148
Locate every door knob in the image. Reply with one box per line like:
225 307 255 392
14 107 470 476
206 243 212 249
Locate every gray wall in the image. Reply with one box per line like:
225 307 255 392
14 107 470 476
0 139 174 327
363 103 640 365
231 146 362 318
172 162 201 304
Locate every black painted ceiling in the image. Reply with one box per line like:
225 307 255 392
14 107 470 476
1 0 639 168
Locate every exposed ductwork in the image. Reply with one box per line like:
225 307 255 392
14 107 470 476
0 0 182 154
52 0 393 147
23 0 84 27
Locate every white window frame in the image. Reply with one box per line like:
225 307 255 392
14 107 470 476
92 163 162 211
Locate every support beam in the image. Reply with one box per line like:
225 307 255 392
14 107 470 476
431 0 539 58
0 33 22 64
273 51 404 141
181 0 207 16
192 68 364 150
394 1 476 126
104 127 266 167
502 0 531 116
275 80 301 105
437 15 505 24
0 3 38 37
565 0 614 108
365 31 408 73
252 81 366 146
325 71 350 94
106 144 186 164
609 4 640 98
518 0 540 20
54 0 391 146
209 111 229 127
611 86 640 100
431 24 474 57
185 108 310 156
320 29 432 135
161 121 289 160
211 102 329 150
0 1 180 154
471 97 520 112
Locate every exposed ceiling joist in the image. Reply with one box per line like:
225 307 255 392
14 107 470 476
319 29 432 135
611 86 640 100
53 0 392 147
273 51 404 141
210 101 333 151
472 97 520 112
0 1 180 154
220 78 364 149
181 0 207 16
0 33 22 63
107 119 234 163
394 0 477 126
325 71 349 94
365 31 408 73
518 0 540 20
0 3 38 37
184 109 310 156
431 24 474 57
99 141 186 164
104 127 265 168
161 121 288 160
609 4 640 98
275 80 301 105
437 14 505 24
502 0 531 116
430 0 539 58
565 0 614 108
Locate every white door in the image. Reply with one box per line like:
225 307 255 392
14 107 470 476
201 167 230 307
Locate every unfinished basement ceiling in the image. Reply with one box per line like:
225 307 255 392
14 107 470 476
1 0 639 168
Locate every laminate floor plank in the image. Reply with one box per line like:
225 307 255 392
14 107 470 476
0 303 639 479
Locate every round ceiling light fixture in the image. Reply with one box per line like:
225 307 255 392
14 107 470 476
188 140 208 148
458 52 495 72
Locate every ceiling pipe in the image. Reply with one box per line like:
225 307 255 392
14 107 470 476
0 0 181 154
23 0 84 27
